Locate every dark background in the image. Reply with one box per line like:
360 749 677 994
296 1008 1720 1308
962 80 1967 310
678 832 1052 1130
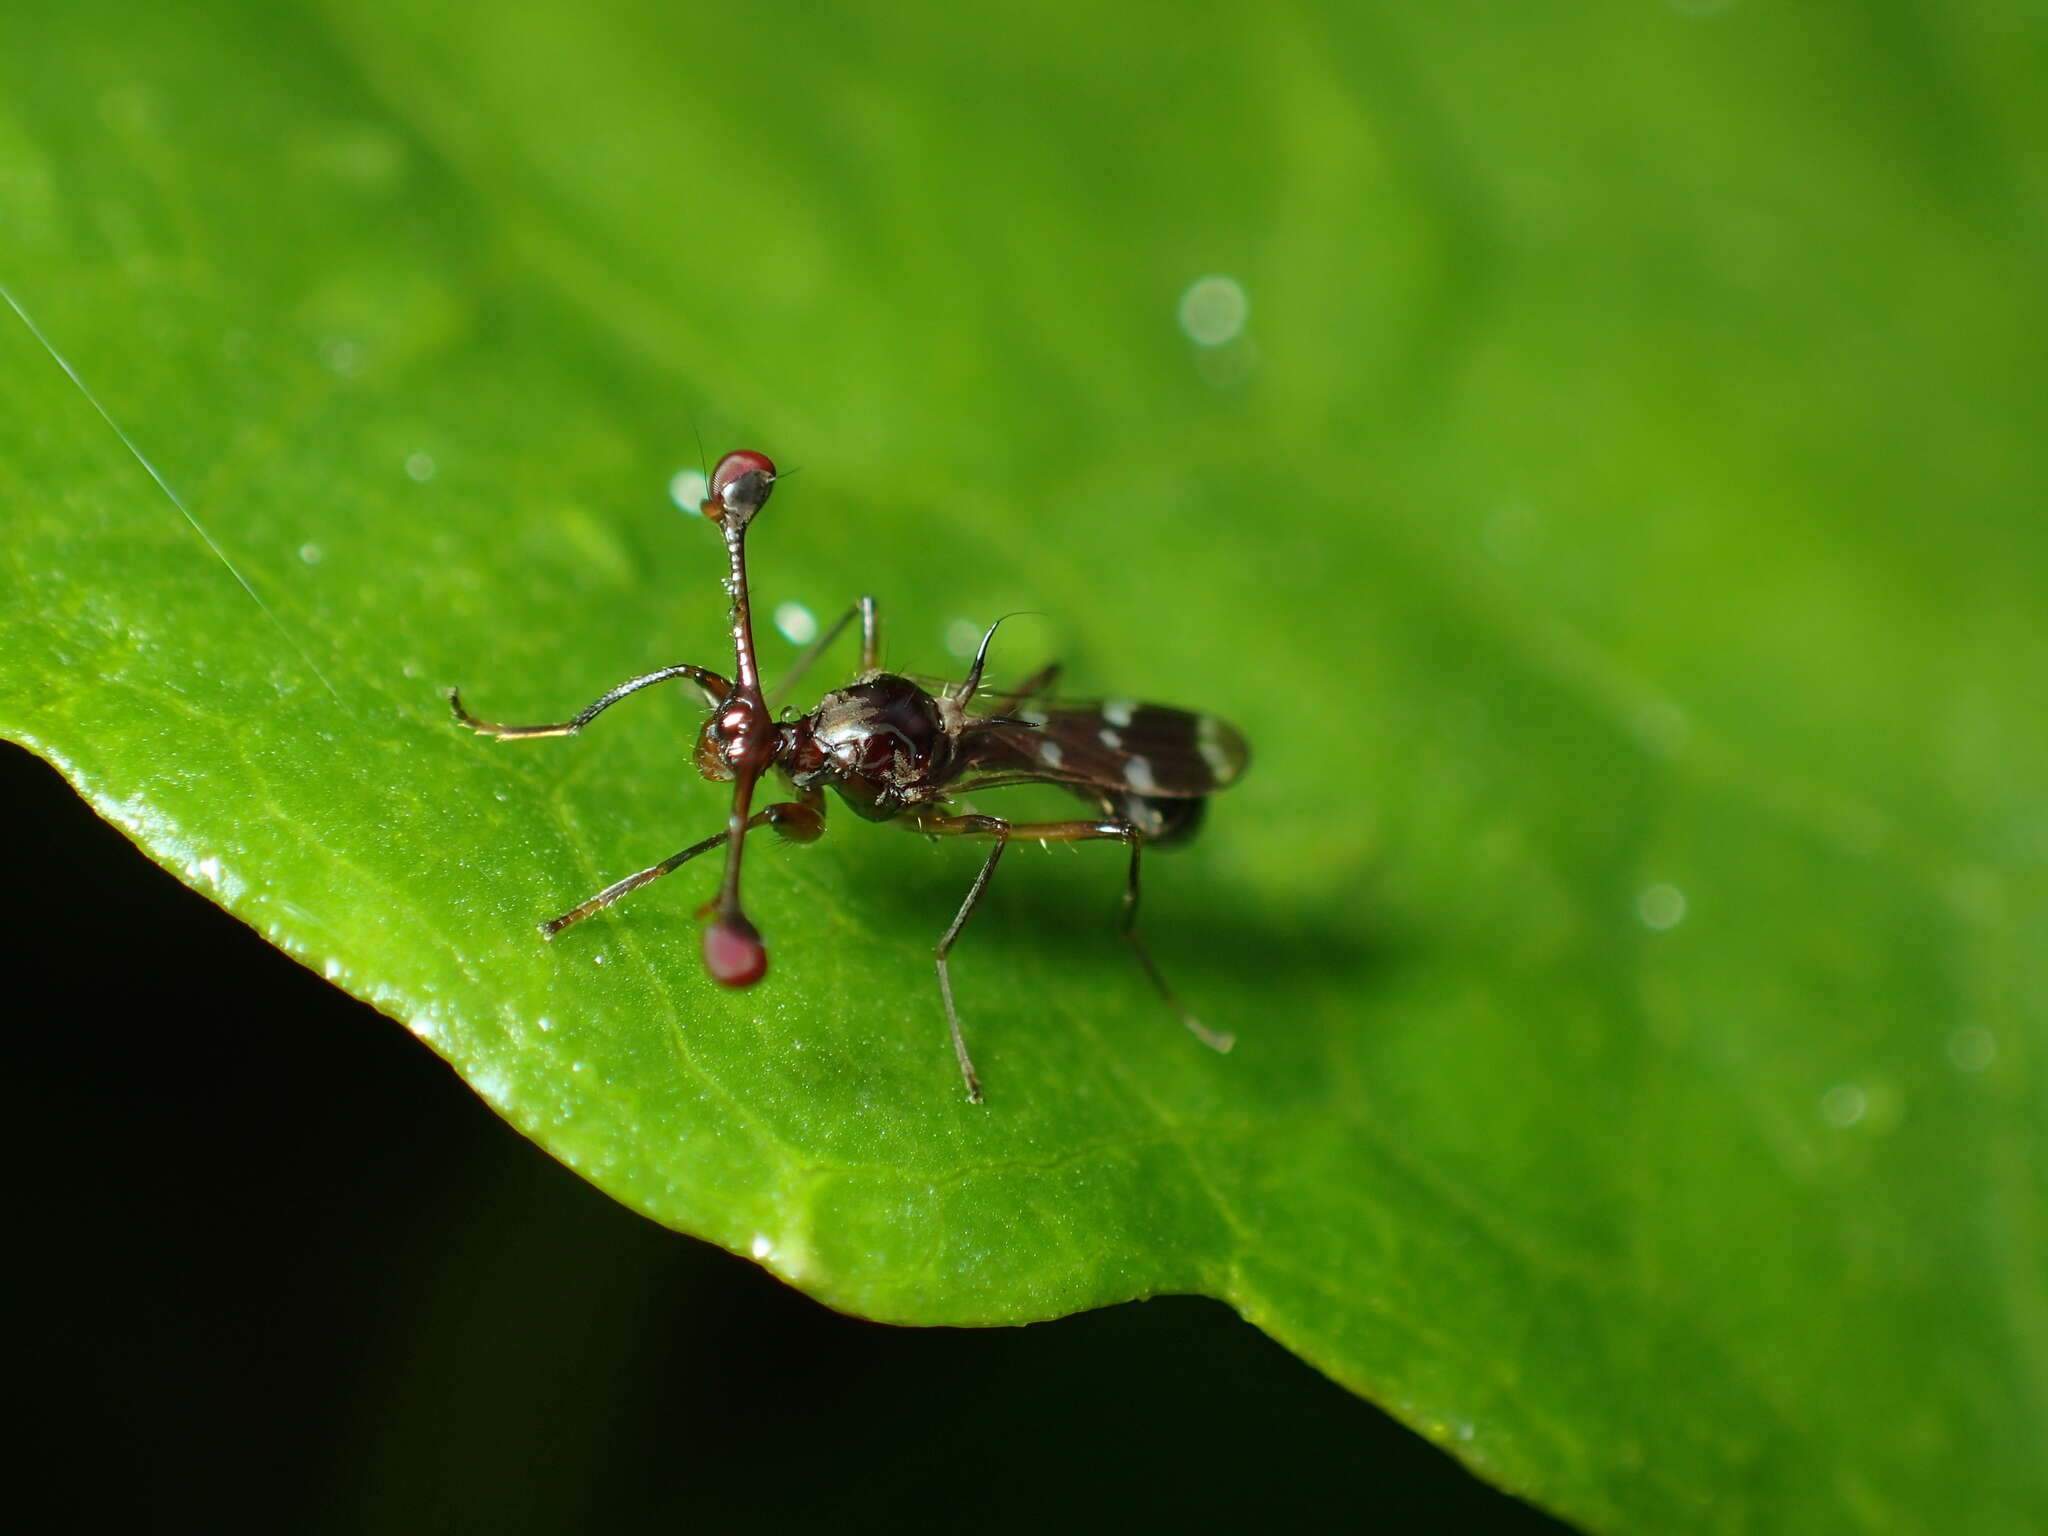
3 738 1563 1533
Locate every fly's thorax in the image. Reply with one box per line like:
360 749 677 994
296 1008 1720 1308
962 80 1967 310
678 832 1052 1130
796 674 956 819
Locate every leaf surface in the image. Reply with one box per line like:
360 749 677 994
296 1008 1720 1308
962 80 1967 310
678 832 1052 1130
4 3 2044 1530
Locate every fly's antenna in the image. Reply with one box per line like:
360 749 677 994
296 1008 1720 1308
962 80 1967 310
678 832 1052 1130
695 449 780 986
690 415 712 490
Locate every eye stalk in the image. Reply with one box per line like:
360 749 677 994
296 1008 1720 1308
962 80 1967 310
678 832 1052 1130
701 449 777 528
697 449 779 984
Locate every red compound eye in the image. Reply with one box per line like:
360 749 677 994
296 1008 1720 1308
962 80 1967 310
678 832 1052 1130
703 450 777 524
703 912 768 987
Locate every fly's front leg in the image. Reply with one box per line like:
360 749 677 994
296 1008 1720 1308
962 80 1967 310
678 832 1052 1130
691 786 827 919
544 788 826 938
761 789 827 845
540 827 732 938
451 664 730 740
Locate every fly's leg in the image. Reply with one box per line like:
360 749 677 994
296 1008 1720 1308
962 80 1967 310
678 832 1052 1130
858 594 880 672
988 663 1062 715
910 811 1228 1104
542 792 825 938
1114 837 1234 1053
451 664 730 740
934 833 1009 1104
539 828 730 938
769 595 880 708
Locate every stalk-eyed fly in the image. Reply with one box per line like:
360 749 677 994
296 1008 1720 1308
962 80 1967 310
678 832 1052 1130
451 450 1248 1102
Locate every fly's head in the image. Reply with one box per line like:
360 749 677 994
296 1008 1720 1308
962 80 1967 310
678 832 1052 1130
692 689 780 784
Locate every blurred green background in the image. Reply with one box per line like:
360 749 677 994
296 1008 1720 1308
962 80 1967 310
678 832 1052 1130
4 2 2045 1531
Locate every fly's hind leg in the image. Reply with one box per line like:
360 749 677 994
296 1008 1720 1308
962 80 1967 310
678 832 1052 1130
1113 837 1234 1053
910 811 1227 1104
989 663 1062 717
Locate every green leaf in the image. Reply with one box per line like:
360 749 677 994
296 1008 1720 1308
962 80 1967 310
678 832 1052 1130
5 2 2044 1530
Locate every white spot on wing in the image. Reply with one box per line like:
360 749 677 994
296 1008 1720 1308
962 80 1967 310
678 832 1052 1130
1103 699 1136 727
1197 715 1236 781
1040 740 1065 769
1099 727 1123 750
1126 755 1159 794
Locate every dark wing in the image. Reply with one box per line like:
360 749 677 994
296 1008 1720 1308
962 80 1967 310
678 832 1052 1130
958 700 1249 799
